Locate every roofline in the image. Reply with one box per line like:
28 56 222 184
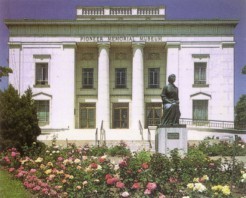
4 19 239 27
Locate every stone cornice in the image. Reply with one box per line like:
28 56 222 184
5 19 239 26
5 19 238 37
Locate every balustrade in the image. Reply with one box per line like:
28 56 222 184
77 7 163 17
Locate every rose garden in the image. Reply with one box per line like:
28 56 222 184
0 137 246 198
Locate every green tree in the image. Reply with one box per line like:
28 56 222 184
242 65 246 74
0 85 41 152
0 66 12 81
235 95 246 129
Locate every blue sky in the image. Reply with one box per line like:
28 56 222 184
0 0 245 104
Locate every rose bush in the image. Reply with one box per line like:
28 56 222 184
0 140 245 197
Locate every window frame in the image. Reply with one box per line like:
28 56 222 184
115 68 127 88
145 103 162 128
82 68 94 89
35 100 50 126
148 68 160 88
192 100 208 121
35 63 49 86
79 103 96 129
112 103 129 129
194 62 207 85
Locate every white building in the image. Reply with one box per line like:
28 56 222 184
5 6 238 144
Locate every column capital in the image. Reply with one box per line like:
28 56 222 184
62 42 77 49
97 42 110 49
8 42 22 49
165 42 180 49
132 41 145 49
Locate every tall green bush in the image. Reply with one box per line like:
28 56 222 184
235 94 246 129
0 85 41 152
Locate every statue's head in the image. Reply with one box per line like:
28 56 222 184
168 74 176 83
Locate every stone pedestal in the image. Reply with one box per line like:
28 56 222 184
156 125 187 155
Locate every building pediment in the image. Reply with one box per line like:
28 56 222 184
190 92 211 100
33 92 52 100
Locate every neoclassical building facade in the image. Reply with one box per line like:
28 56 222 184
5 6 237 142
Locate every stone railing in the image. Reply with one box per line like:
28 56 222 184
76 6 165 20
110 7 132 15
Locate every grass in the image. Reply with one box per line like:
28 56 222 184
0 168 32 198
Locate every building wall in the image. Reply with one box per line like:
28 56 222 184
9 43 76 130
178 42 234 121
8 36 235 134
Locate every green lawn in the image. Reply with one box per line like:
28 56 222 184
0 168 32 198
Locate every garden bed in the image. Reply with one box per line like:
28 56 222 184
0 140 245 197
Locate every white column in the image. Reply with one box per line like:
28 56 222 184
132 42 145 130
97 42 110 129
8 43 22 92
166 42 180 85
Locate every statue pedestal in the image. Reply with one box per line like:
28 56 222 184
156 125 187 155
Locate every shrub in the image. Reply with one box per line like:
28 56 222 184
107 141 131 157
0 85 41 153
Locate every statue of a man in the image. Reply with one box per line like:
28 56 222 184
160 74 181 126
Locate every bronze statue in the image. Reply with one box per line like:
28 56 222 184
160 74 181 126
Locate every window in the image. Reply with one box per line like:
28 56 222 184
82 68 94 88
112 103 129 128
145 103 162 127
193 100 208 120
36 63 48 85
148 68 160 88
80 103 96 128
194 62 207 85
115 68 127 88
35 100 49 125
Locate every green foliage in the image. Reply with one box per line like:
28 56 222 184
0 66 12 80
235 94 246 129
87 145 109 156
0 85 41 153
107 141 131 157
242 65 246 74
189 139 246 156
0 143 245 197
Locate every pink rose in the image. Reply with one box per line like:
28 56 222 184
11 152 16 157
33 185 41 191
57 157 63 162
116 181 125 188
8 167 15 172
146 182 157 190
144 188 152 195
30 169 37 174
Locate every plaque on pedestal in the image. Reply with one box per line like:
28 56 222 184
156 125 187 155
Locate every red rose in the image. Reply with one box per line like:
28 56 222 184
132 182 140 189
90 163 98 169
105 174 112 180
106 177 118 185
119 160 127 168
141 163 149 169
99 157 105 163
